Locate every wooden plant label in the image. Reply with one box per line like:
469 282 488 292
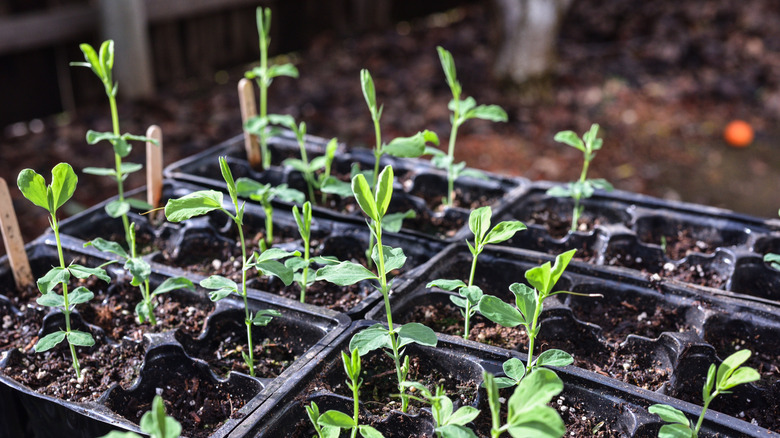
238 77 260 167
145 124 163 210
0 177 33 288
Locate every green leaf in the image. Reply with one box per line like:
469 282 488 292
372 245 406 273
251 309 281 326
506 407 565 438
255 259 295 286
86 130 119 145
450 295 467 309
105 199 130 218
17 168 48 210
255 247 299 263
657 424 695 438
267 63 299 79
100 432 142 438
589 178 613 191
113 138 132 157
37 292 65 308
446 406 480 426
135 300 152 324
553 130 585 152
318 410 355 429
68 286 94 306
724 367 760 390
67 330 95 347
35 331 67 352
382 210 416 233
427 279 467 291
535 349 574 368
126 198 153 211
509 283 536 323
315 261 377 286
436 425 477 438
437 46 459 94
383 132 429 158
465 105 507 122
717 349 752 388
483 221 526 245
274 185 305 204
546 185 571 198
200 275 237 301
358 425 385 438
139 395 182 438
164 190 223 222
219 157 238 203
764 252 780 270
478 295 525 327
152 277 195 296
124 257 151 286
460 285 483 304
84 237 129 259
69 263 111 283
120 162 144 175
37 267 69 294
503 357 526 382
349 324 391 356
76 43 102 77
469 206 492 244
360 69 377 114
320 177 354 198
451 97 476 115
50 163 78 211
510 368 563 411
397 322 438 348
99 40 114 76
351 173 378 222
235 177 267 198
648 404 690 427
374 165 394 218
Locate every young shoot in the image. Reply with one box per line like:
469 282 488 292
402 382 480 438
316 165 438 413
243 6 299 170
309 348 384 438
283 201 335 303
71 40 157 249
765 209 780 271
427 206 525 339
164 157 298 376
483 369 566 438
478 250 584 374
546 123 613 233
649 350 760 438
100 395 181 438
434 46 508 207
17 163 111 379
235 177 304 247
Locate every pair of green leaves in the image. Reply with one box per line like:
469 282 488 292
649 350 760 438
348 322 438 357
428 279 483 315
491 354 573 389
306 402 384 438
236 178 305 206
554 123 603 158
437 46 507 124
83 130 158 161
17 163 77 218
71 40 115 95
199 248 298 300
468 206 526 256
315 244 405 288
402 382 480 438
484 369 566 438
245 7 299 85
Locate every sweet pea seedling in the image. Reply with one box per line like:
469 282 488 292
403 382 480 438
243 7 299 170
316 166 438 412
17 163 111 379
546 123 613 233
310 348 384 438
100 395 182 438
649 349 760 438
483 369 566 438
164 157 297 376
283 201 337 303
235 177 304 246
433 46 508 207
428 206 525 339
764 209 780 271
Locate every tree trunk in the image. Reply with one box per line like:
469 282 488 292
492 0 573 85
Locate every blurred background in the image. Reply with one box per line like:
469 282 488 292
1 0 779 256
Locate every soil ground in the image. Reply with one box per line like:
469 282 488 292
3 0 780 255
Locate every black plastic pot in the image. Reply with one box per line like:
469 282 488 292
163 132 526 242
366 243 780 434
0 239 350 437
56 181 444 318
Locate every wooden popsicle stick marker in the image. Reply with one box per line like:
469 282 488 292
0 177 33 288
146 125 163 210
238 78 260 167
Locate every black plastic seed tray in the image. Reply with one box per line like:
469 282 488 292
366 243 780 435
55 181 444 318
496 181 780 303
163 131 526 242
230 320 777 437
0 239 350 437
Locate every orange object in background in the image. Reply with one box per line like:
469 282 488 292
723 120 754 147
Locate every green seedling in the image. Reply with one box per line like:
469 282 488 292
402 382 480 438
244 6 299 169
235 177 304 246
85 235 194 325
483 369 566 438
164 157 297 376
17 163 111 379
101 395 181 438
478 250 583 374
71 40 157 247
427 206 525 339
309 348 384 438
546 123 613 233
283 201 337 303
434 46 508 207
316 165 438 412
649 350 760 438
764 209 780 271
